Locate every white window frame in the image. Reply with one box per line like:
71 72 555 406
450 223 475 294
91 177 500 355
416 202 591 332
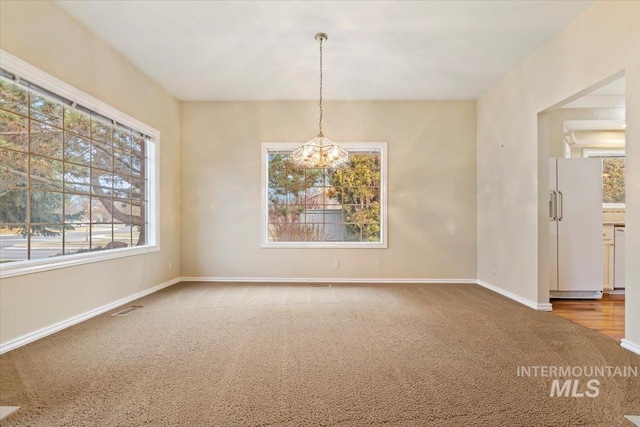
261 141 388 249
0 50 160 279
583 148 625 209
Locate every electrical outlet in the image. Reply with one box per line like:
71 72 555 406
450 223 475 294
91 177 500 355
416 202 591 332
334 260 340 269
492 267 497 275
169 263 173 270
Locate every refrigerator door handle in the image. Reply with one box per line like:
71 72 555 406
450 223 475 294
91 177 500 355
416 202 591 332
558 191 564 221
549 190 558 221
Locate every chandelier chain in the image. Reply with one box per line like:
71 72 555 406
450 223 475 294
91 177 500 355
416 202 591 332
289 32 348 169
319 36 323 134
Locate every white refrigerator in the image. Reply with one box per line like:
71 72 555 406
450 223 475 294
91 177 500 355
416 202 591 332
549 158 603 298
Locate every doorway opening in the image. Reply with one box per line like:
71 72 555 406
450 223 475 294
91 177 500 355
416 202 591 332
538 73 626 342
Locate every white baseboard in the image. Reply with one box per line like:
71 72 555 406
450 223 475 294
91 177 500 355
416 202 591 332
621 339 640 356
181 277 554 311
0 277 181 354
0 276 585 354
180 276 476 284
550 290 603 299
476 280 553 311
0 406 20 421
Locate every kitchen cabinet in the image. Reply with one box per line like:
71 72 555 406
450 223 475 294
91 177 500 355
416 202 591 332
602 225 614 291
614 227 625 289
549 158 603 298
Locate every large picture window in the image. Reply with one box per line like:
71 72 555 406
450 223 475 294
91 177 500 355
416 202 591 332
261 142 387 248
0 53 158 275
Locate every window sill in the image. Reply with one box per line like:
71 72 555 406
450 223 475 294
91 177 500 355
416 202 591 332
0 245 159 279
262 242 387 249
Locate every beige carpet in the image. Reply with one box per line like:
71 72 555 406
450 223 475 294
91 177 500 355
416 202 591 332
1 283 638 426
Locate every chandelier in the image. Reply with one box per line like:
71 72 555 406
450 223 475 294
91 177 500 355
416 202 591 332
290 33 349 169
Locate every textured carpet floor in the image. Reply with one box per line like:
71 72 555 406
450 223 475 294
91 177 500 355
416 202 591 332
1 283 638 426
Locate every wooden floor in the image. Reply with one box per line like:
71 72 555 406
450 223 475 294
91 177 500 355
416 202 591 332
551 293 625 342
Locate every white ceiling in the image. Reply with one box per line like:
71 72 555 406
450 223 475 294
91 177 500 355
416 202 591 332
55 0 594 101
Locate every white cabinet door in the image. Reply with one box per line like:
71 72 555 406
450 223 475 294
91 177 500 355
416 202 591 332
602 243 614 291
602 225 614 291
614 228 625 288
556 158 603 291
608 243 615 289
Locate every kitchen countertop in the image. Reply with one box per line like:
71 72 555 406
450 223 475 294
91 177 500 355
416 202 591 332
603 222 625 227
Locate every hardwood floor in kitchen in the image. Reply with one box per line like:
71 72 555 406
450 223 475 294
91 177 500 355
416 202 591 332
551 293 625 342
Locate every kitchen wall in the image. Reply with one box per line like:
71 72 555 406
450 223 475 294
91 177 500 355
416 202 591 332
548 107 627 223
0 1 181 345
477 0 640 348
181 101 477 280
568 135 625 158
548 108 625 158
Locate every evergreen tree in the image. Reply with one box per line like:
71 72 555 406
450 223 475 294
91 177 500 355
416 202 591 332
0 79 146 245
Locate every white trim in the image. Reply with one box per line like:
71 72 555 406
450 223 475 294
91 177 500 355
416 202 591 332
181 276 475 284
0 50 157 136
549 290 603 299
582 148 625 158
182 277 552 311
146 136 160 249
0 245 159 279
0 407 20 421
0 50 161 276
603 203 625 209
624 416 640 427
260 142 388 249
621 339 640 356
3 276 582 354
0 277 180 354
476 280 553 311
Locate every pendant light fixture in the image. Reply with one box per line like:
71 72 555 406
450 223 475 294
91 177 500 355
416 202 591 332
290 33 349 168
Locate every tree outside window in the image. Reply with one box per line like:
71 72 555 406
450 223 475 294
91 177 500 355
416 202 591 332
264 143 386 247
0 78 149 263
583 150 625 205
602 157 624 204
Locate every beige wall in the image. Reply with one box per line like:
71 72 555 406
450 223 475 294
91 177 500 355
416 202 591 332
181 101 477 280
3 0 637 353
477 1 640 345
0 1 181 344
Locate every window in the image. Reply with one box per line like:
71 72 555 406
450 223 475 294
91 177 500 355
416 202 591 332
0 52 158 276
261 142 387 248
583 149 625 206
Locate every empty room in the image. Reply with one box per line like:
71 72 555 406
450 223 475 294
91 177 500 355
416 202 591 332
0 0 639 425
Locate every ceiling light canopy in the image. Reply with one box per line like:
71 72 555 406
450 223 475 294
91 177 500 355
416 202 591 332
290 33 349 169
